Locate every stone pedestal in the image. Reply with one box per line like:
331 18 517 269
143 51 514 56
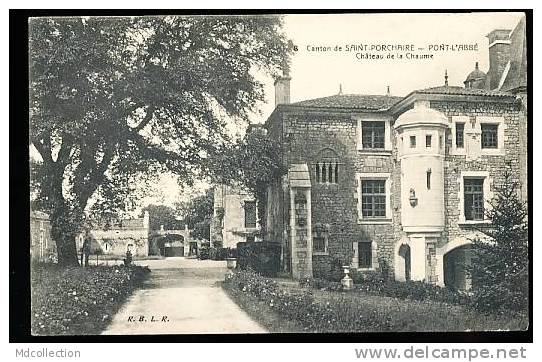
341 266 354 290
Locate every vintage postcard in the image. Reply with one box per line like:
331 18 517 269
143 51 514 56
24 11 530 338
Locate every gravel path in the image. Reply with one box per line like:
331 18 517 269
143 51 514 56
102 257 267 334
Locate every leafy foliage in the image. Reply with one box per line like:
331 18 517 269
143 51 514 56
225 269 526 332
209 128 287 228
179 188 214 241
31 264 149 335
301 274 469 305
140 204 181 230
237 241 282 276
29 16 292 265
468 167 529 313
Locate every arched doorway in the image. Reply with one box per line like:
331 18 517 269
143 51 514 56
162 234 185 257
443 244 472 290
398 244 411 281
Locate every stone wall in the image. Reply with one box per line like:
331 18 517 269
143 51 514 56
76 214 150 257
431 100 522 249
278 110 400 277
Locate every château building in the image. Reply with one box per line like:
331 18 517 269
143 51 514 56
258 17 527 289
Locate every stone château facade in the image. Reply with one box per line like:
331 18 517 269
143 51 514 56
261 17 527 289
210 185 260 249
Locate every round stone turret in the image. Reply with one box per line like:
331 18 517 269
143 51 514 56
394 100 449 234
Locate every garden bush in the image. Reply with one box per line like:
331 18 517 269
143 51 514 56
352 279 469 305
198 246 210 260
299 277 343 291
350 268 385 285
225 269 527 332
225 269 403 332
313 257 347 282
302 270 468 306
236 241 281 277
31 264 150 335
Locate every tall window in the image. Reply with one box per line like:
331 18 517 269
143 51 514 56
358 241 372 268
312 224 328 254
410 135 416 148
481 124 498 149
313 236 326 253
315 149 339 184
464 178 485 221
456 123 465 148
361 180 386 218
361 121 385 149
426 134 432 148
244 201 257 228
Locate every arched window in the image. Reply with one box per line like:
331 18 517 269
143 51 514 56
315 148 340 184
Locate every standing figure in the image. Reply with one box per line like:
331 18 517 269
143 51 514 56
81 231 91 267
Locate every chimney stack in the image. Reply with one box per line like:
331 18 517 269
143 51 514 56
274 61 291 107
486 29 511 90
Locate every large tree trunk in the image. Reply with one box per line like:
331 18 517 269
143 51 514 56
54 229 80 267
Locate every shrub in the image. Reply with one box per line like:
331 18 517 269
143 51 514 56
208 247 230 261
225 270 397 332
350 269 385 285
199 246 210 260
377 257 392 281
236 241 281 277
31 264 150 335
354 279 469 305
225 269 526 332
468 168 528 314
300 277 343 292
314 257 346 282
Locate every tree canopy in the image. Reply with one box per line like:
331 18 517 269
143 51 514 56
209 126 287 228
179 188 214 241
29 16 291 265
140 204 182 231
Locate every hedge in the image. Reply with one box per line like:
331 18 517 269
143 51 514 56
31 264 150 335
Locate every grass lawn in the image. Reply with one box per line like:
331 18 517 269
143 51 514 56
222 281 305 333
308 288 528 332
31 263 149 335
224 271 528 333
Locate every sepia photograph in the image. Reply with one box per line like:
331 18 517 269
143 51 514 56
18 10 530 339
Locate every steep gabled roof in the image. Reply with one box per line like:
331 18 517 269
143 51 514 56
288 94 402 111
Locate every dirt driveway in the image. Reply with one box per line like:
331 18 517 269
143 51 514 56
102 257 266 334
